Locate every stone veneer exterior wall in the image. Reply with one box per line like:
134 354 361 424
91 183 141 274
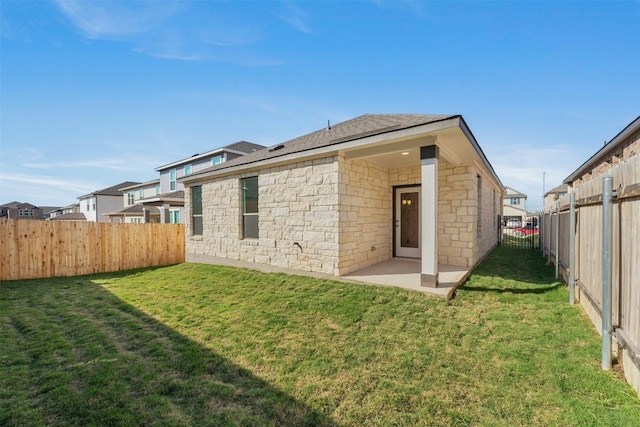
186 157 341 275
185 154 502 275
337 157 392 275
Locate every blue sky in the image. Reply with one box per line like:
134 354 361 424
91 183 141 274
1 0 639 211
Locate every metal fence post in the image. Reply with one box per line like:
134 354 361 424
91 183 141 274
602 175 613 370
569 192 575 305
546 209 551 264
555 200 559 279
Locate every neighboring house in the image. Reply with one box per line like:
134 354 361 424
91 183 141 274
564 115 640 188
142 141 265 223
106 180 162 223
181 114 504 288
41 206 63 220
48 203 85 221
543 183 569 210
78 181 140 222
0 201 43 220
502 187 527 226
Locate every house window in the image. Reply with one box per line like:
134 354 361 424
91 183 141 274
170 169 177 191
184 164 192 176
92 198 96 211
510 197 520 205
242 177 259 239
86 199 90 210
169 209 181 224
19 209 33 217
477 175 482 238
211 155 222 166
191 186 203 235
127 192 135 206
156 184 161 195
138 189 144 199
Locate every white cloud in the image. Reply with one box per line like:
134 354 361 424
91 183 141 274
0 172 99 205
280 2 312 33
54 0 179 39
53 0 281 65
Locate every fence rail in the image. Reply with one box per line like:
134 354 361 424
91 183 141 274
499 215 540 250
0 219 185 281
542 155 640 395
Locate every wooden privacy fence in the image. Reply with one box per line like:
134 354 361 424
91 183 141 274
0 219 185 281
542 155 640 394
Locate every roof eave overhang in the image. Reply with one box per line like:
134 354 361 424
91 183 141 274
564 116 640 184
182 116 491 185
135 198 184 205
181 116 505 193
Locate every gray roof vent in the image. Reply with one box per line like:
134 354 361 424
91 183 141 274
268 144 285 152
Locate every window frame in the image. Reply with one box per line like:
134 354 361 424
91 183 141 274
191 186 203 235
170 168 177 191
169 209 181 224
241 176 259 239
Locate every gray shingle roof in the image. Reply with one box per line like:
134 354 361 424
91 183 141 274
224 141 266 153
49 212 87 221
109 205 161 215
78 181 141 199
188 114 456 178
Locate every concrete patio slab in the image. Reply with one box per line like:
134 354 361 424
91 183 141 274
343 258 471 299
186 254 471 299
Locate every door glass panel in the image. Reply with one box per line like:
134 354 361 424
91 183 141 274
400 192 419 248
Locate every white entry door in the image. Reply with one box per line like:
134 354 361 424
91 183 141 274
395 186 421 258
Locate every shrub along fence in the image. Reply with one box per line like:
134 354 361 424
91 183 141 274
0 219 185 281
542 155 640 396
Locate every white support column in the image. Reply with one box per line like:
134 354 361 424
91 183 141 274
421 145 438 288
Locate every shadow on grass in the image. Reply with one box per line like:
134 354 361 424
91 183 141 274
1 274 336 427
458 245 563 294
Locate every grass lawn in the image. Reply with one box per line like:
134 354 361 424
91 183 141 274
2 246 639 426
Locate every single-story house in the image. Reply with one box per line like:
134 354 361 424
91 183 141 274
181 114 505 288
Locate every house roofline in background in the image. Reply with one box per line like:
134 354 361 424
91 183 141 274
155 143 262 172
564 115 640 184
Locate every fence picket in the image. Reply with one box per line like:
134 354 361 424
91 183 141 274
0 220 185 281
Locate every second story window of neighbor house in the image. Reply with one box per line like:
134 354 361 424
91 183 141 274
211 155 222 166
170 169 177 191
191 186 203 235
156 184 160 195
128 192 135 206
511 197 520 205
184 164 192 176
242 177 259 239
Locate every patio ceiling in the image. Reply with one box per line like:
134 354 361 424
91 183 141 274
342 126 483 169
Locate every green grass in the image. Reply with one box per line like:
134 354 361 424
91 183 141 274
1 246 639 426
